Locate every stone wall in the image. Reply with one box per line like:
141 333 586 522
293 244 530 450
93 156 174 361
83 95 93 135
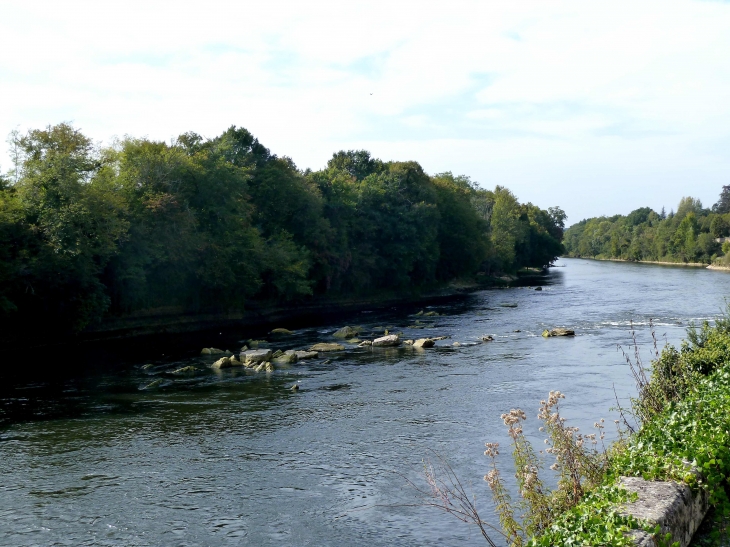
619 475 709 547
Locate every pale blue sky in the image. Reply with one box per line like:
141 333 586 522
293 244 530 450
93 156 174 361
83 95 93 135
2 0 730 224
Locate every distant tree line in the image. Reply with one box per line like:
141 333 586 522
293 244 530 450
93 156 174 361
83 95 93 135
563 187 730 264
0 124 565 338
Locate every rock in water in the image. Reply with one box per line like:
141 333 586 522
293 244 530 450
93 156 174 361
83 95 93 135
358 341 373 347
271 328 293 335
242 349 273 365
333 326 358 339
452 341 461 347
273 354 296 365
290 383 300 391
373 334 400 347
211 357 232 369
480 335 494 342
535 287 543 291
424 311 439 317
272 350 283 358
542 328 575 337
200 348 212 355
209 348 225 355
294 350 318 360
142 379 163 390
309 343 345 352
171 366 197 374
413 338 435 348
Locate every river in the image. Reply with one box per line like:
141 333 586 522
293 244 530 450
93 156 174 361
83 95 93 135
1 257 730 547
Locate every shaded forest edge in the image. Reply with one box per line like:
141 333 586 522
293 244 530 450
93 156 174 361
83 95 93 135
563 187 730 266
0 123 565 346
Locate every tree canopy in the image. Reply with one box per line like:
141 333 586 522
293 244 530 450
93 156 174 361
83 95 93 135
0 124 565 341
563 198 726 264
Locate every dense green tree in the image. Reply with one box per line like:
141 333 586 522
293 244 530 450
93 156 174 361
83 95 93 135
563 194 724 264
0 124 565 343
713 185 730 214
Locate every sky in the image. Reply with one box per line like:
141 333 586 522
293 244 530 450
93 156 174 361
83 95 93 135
1 0 729 225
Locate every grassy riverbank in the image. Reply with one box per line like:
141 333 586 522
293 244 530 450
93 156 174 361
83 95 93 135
486 316 730 547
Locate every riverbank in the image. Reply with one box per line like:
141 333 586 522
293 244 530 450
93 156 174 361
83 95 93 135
76 275 531 345
519 317 730 546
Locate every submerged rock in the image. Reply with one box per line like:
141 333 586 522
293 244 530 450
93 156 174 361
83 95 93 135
413 338 435 348
500 303 518 308
333 326 359 339
309 343 345 352
372 334 400 347
294 350 319 359
142 379 164 390
424 311 440 317
271 328 293 335
141 363 154 370
346 338 361 344
542 328 575 338
535 287 543 291
431 336 450 341
171 366 197 374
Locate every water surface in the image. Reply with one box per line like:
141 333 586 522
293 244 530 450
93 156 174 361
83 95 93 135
2 258 730 547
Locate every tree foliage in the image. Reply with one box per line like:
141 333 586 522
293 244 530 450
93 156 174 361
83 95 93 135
563 198 727 264
0 125 565 340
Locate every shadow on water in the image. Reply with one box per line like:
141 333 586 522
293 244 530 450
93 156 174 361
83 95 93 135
0 291 493 431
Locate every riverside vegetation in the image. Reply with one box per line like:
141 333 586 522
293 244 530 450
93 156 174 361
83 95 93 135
563 187 730 265
424 313 730 546
0 123 565 344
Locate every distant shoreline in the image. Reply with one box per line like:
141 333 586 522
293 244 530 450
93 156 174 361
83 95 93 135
565 256 710 268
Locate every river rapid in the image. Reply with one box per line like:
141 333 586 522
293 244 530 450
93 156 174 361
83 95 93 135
2 258 730 547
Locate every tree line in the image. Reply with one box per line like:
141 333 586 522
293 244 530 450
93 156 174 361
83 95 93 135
0 123 565 339
563 187 730 264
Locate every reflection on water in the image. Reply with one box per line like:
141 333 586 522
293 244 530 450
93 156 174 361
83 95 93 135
2 258 730 546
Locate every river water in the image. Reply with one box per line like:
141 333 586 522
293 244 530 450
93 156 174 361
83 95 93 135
2 258 730 547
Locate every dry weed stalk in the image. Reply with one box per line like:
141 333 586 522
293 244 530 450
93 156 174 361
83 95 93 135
420 392 610 547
